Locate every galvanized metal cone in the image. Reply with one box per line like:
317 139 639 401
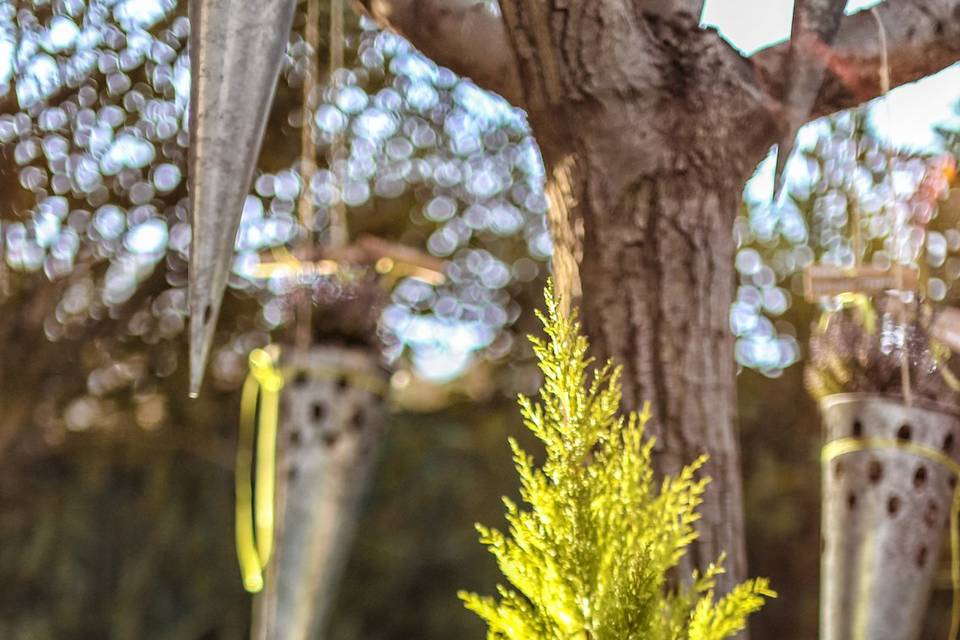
252 346 389 640
820 393 960 640
187 0 298 396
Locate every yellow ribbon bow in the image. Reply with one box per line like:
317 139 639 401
236 348 284 593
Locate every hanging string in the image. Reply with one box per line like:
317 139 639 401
236 348 284 593
851 109 865 269
870 7 914 407
298 0 321 234
291 0 323 349
328 0 348 248
822 435 960 639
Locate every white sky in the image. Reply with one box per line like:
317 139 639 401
702 0 960 151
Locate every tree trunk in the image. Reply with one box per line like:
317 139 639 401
577 162 746 588
496 5 773 592
540 133 753 591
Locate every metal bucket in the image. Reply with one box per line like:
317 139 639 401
820 393 960 640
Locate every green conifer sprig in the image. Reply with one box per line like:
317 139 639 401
459 284 774 640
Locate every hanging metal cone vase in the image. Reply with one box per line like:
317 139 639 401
252 345 389 640
819 393 960 640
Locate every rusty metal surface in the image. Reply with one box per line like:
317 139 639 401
188 0 297 395
820 394 960 640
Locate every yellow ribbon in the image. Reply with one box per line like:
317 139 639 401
822 436 960 639
236 348 284 593
931 340 960 393
234 347 391 592
817 292 878 336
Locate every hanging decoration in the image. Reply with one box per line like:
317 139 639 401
801 9 960 640
230 2 442 638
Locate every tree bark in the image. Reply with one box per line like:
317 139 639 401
580 168 747 585
753 0 960 119
543 147 760 594
492 3 775 593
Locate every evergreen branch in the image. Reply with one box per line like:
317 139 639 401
461 282 774 639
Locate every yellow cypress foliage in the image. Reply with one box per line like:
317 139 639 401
459 284 774 640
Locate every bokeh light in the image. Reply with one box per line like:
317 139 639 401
0 0 550 405
738 111 959 376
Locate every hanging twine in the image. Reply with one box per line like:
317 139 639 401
867 6 915 408
822 435 960 639
298 0 321 233
851 107 865 270
236 348 284 593
296 0 344 242
812 14 917 401
327 0 348 249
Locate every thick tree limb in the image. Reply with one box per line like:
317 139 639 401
751 0 960 122
352 0 523 105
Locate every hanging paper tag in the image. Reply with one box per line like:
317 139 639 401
931 307 960 353
803 265 919 302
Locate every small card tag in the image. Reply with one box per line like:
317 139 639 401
931 307 960 353
803 265 919 301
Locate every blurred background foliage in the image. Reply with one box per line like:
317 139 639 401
1 0 959 638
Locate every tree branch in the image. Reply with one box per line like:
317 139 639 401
351 0 523 105
751 0 960 121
